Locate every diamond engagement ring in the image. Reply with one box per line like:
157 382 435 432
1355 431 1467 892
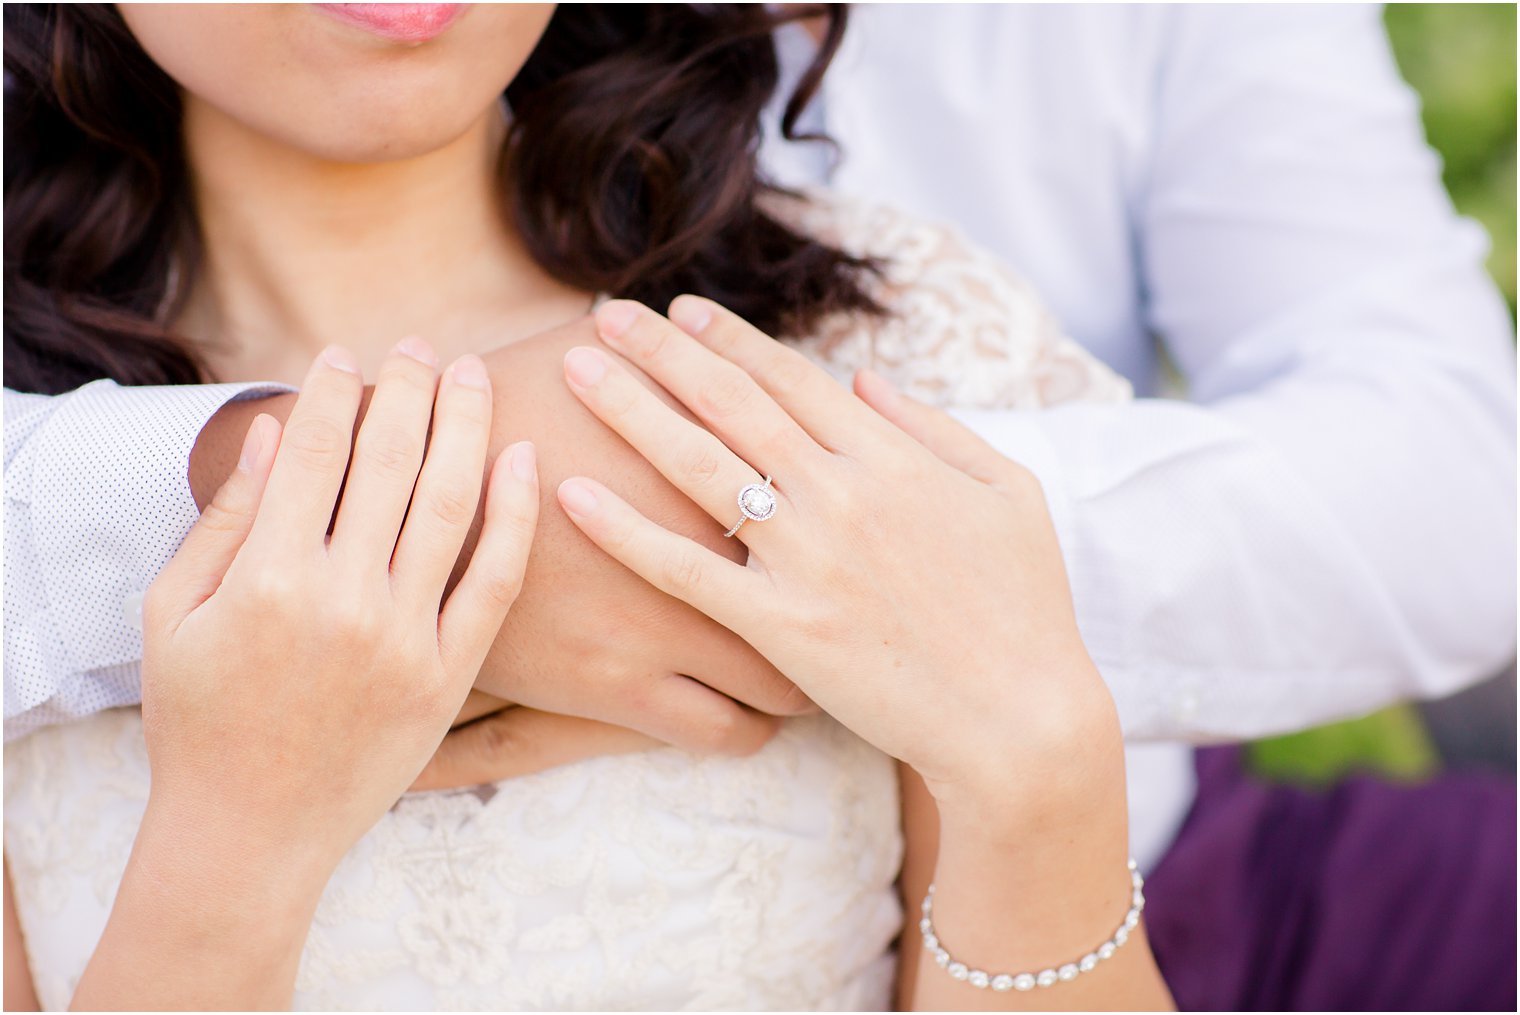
724 476 777 538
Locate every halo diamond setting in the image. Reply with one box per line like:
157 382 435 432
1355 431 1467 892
724 475 776 537
737 481 777 522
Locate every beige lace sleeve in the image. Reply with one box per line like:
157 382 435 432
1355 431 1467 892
773 191 1133 412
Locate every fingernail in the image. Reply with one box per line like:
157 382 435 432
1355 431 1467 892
668 295 711 335
394 336 438 367
450 354 490 390
321 345 361 374
508 441 537 482
558 478 600 518
595 300 639 340
236 415 266 473
563 346 607 388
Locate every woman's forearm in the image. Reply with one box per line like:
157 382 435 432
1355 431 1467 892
70 799 332 1011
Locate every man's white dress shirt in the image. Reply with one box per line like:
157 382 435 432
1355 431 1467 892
760 3 1516 727
4 383 286 733
5 5 1515 868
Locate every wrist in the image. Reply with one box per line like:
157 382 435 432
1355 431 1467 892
74 797 331 1010
918 827 1141 1002
927 657 1125 840
134 790 337 917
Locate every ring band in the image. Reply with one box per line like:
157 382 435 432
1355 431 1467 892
724 475 777 538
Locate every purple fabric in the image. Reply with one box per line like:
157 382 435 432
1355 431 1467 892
1144 747 1517 1011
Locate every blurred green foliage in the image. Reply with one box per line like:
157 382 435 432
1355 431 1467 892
1246 4 1516 786
1386 3 1517 311
1247 701 1440 787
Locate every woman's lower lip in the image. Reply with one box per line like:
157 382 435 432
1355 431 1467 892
314 4 467 44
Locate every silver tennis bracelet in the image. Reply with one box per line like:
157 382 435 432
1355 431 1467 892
919 859 1146 992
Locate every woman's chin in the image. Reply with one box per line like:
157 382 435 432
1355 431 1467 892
120 0 549 166
262 98 501 166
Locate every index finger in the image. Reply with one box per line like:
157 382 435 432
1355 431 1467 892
665 295 902 455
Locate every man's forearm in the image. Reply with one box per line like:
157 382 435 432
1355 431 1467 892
5 380 291 741
962 375 1515 744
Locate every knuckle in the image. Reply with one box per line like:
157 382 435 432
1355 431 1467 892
279 417 350 468
678 441 724 489
245 566 298 607
660 548 706 595
692 708 740 752
597 374 640 419
497 507 539 549
701 318 740 355
695 371 753 420
323 596 379 642
357 422 424 476
828 480 867 520
764 349 814 393
624 315 670 360
197 496 249 537
833 470 890 527
477 562 526 610
882 450 924 485
425 482 480 529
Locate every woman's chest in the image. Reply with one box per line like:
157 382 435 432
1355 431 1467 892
5 709 903 1011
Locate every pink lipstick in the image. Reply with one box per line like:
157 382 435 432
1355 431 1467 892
315 4 466 44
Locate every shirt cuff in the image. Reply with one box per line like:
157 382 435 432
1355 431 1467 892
9 380 290 739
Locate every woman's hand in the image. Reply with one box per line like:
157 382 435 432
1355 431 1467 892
144 340 538 867
554 300 1170 1011
553 298 1120 822
73 341 539 1011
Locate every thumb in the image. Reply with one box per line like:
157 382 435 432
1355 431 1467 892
147 413 282 630
854 368 1011 486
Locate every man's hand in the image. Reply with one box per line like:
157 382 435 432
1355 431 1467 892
410 705 658 790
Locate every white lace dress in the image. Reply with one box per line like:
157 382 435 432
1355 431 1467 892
3 194 1130 1011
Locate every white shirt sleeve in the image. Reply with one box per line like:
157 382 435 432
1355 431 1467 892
4 381 291 741
960 6 1517 741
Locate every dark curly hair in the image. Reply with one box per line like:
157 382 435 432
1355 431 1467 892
4 4 880 395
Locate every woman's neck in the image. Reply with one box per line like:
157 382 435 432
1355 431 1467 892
177 97 589 383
